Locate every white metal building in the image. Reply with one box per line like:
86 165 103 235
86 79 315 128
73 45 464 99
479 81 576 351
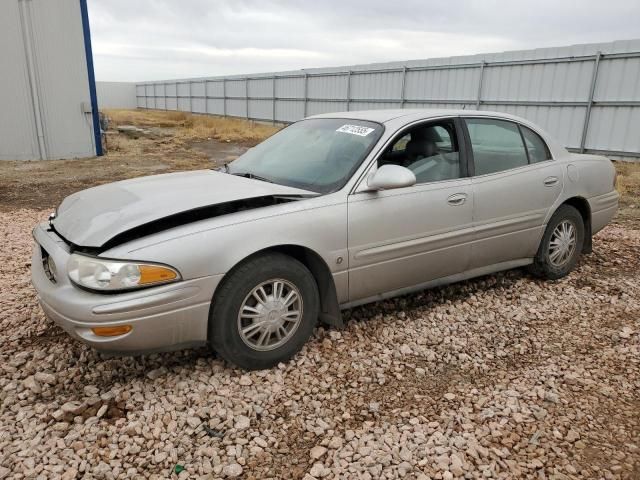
0 0 101 161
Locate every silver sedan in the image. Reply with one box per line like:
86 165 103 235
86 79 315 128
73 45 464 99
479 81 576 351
31 109 619 369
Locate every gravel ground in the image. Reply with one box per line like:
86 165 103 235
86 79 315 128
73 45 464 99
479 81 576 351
0 208 638 480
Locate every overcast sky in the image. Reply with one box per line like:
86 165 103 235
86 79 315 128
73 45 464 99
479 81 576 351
88 0 640 82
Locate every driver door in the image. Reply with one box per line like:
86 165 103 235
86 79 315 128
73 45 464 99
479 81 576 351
347 118 474 302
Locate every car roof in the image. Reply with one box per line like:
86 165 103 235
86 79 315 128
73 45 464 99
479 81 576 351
307 108 568 158
308 108 528 126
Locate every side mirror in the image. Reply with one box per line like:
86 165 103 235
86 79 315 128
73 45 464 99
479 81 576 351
367 164 416 190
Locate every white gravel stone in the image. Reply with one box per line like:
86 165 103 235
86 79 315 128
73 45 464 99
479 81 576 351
234 415 250 430
61 401 85 415
0 210 638 479
310 445 327 459
222 463 243 477
34 371 56 385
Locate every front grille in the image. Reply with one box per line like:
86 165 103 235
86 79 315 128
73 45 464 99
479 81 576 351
41 247 57 283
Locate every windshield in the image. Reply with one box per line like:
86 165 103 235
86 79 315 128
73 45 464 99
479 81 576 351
228 118 383 193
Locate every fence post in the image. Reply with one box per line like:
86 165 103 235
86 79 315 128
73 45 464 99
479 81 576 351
475 61 486 109
164 83 167 110
222 79 226 117
188 81 192 113
204 81 208 115
303 72 308 118
272 76 276 124
346 70 352 111
580 51 602 153
400 66 407 108
245 78 249 119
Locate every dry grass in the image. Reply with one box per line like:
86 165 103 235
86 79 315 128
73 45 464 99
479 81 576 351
615 161 640 201
105 109 281 144
614 161 640 223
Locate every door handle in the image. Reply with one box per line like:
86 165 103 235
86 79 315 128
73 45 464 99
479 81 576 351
544 176 559 187
447 193 467 206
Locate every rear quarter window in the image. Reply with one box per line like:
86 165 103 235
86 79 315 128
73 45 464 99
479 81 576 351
520 125 552 162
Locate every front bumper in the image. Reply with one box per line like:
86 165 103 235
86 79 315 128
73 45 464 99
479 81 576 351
31 223 224 354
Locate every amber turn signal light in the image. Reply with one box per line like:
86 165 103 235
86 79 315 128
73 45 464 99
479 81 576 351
139 265 178 285
91 325 133 337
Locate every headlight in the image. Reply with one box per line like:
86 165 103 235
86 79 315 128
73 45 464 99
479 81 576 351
67 254 180 292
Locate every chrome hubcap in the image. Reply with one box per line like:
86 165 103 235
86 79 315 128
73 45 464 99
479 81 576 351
237 279 303 351
548 220 577 267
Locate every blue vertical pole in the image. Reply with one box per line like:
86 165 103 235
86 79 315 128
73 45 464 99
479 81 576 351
79 0 103 156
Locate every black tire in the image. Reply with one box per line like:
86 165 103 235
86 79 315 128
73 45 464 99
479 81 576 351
209 252 319 370
529 205 585 280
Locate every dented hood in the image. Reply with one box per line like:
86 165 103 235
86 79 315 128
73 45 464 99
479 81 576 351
52 170 312 248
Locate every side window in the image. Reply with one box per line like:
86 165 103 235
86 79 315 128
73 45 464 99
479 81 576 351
465 118 528 175
520 125 551 163
379 121 461 183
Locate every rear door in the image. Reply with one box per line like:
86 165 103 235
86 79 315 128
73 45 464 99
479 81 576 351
463 117 563 268
347 118 474 302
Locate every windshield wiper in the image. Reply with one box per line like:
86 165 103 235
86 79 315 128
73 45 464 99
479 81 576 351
230 171 275 184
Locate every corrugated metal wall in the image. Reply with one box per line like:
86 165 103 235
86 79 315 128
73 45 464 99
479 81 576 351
0 0 98 161
96 82 137 109
136 39 640 160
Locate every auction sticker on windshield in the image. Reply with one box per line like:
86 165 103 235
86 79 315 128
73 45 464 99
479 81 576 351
336 124 375 136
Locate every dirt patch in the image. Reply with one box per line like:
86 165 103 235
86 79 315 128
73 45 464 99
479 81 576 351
190 139 249 168
0 111 269 211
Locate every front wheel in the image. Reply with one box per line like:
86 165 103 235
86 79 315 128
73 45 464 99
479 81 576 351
529 205 585 280
209 253 319 370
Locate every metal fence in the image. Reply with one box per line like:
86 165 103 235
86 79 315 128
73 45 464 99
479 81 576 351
136 40 640 160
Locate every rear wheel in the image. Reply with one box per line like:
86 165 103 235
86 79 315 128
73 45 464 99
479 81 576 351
529 205 585 280
209 253 319 370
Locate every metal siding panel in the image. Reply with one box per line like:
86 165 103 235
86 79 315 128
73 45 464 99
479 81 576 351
411 102 472 110
156 97 166 110
308 75 348 99
177 97 190 111
276 77 304 98
226 99 247 117
191 81 205 97
249 99 272 119
166 83 177 97
207 99 225 114
595 57 640 101
226 80 246 97
26 0 95 159
482 61 592 102
349 101 398 110
275 100 304 122
587 106 640 152
206 81 224 97
192 98 206 113
350 71 403 100
166 97 177 110
405 67 479 101
307 101 348 115
0 0 40 160
177 83 190 97
248 78 272 97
